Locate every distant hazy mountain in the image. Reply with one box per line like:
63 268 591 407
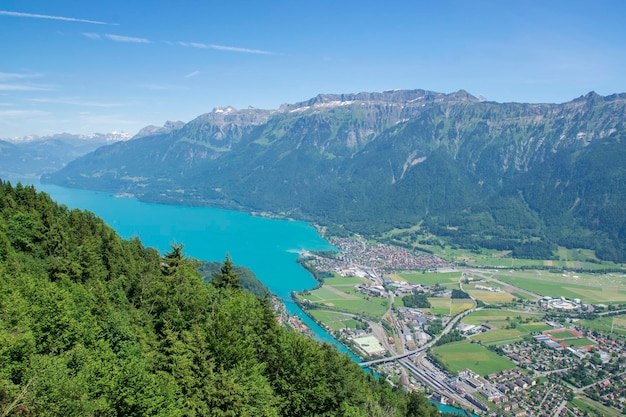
0 131 131 178
132 120 185 139
44 90 626 261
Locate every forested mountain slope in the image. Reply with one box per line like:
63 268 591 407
45 90 626 261
0 180 437 416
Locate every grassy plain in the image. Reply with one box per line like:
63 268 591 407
466 286 516 304
470 328 525 345
570 396 623 417
431 340 516 376
297 275 389 319
396 271 460 286
493 272 626 303
463 309 542 326
308 311 361 331
577 315 626 337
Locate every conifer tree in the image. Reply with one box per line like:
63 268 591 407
212 254 240 289
161 243 184 275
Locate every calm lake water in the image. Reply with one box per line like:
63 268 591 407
14 179 355 355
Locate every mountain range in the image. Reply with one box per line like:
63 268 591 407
43 89 626 262
0 131 131 177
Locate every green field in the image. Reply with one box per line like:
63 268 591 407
308 311 362 331
431 340 516 376
578 316 626 337
396 271 460 286
466 288 516 304
426 297 452 315
451 299 474 315
570 396 623 417
564 337 596 347
462 309 543 326
494 274 626 303
297 277 389 319
471 328 528 345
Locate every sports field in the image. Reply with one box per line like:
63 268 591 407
431 340 516 376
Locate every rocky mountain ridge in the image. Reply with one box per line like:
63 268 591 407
44 89 626 261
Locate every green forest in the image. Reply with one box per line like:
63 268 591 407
0 181 439 416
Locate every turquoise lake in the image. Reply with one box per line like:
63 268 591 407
15 179 354 356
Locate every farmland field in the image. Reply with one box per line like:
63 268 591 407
397 271 460 286
308 311 362 331
462 309 543 326
431 340 516 376
494 274 626 303
466 288 516 304
451 299 474 315
297 277 389 319
427 297 452 315
471 328 528 345
578 315 626 337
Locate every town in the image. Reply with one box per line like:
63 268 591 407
293 236 626 416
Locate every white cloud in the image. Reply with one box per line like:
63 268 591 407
178 41 273 55
83 32 101 40
0 10 113 25
141 84 188 91
104 34 150 43
28 97 125 108
0 109 49 117
209 44 273 55
0 83 52 91
184 71 200 79
0 72 42 80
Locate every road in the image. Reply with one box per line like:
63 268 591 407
360 305 482 367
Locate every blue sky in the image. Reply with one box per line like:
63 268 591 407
1 0 625 138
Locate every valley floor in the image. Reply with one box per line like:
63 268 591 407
295 236 626 416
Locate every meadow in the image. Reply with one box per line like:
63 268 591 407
394 271 461 287
463 309 547 345
422 297 474 316
431 340 516 376
308 310 362 331
577 315 626 338
494 274 626 303
297 276 389 319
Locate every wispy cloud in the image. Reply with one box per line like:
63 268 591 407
84 32 274 54
0 83 52 92
0 72 42 80
0 109 50 117
184 70 200 79
0 10 113 25
141 84 188 91
29 97 125 108
177 41 273 55
104 34 150 43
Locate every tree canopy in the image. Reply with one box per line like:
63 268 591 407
0 180 438 417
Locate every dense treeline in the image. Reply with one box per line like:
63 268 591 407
197 259 270 297
401 293 431 308
0 181 438 417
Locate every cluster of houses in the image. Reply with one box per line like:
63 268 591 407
458 368 536 416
